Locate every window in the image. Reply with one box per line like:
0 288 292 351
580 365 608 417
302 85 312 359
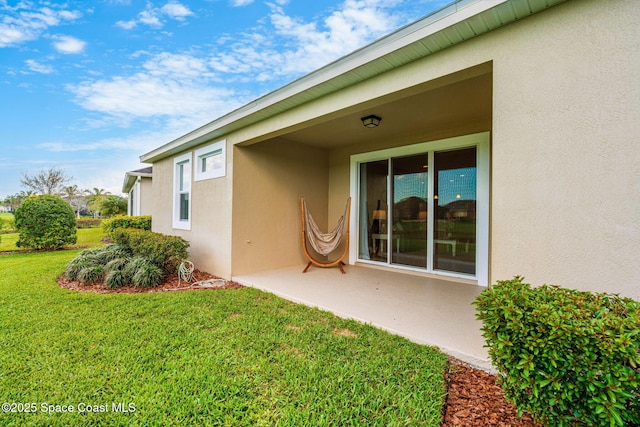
173 153 192 230
194 140 226 181
350 132 489 285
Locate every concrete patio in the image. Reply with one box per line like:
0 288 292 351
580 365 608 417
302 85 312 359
234 264 492 371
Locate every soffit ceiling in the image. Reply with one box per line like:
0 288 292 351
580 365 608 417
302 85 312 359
278 72 492 149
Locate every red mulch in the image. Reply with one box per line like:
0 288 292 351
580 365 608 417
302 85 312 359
57 271 540 426
443 360 542 427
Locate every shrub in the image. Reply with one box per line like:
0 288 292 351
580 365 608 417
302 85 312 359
102 215 152 235
66 246 131 283
14 195 77 250
474 277 640 427
104 267 131 289
77 265 105 284
130 258 164 288
77 218 102 229
112 228 189 273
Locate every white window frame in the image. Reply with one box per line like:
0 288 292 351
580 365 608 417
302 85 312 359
349 131 490 286
173 152 192 230
194 140 226 181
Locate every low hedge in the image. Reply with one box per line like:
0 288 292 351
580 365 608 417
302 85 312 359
111 228 188 274
102 215 152 235
474 277 640 427
77 218 102 229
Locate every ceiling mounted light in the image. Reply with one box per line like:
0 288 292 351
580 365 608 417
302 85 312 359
360 114 381 128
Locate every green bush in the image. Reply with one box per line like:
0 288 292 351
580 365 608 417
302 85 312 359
102 215 152 235
14 195 77 250
77 218 102 229
66 246 131 283
474 277 640 427
112 228 189 274
131 259 164 288
65 230 186 289
77 265 105 284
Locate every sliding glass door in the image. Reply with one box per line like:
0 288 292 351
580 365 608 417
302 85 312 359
434 148 476 275
353 134 487 281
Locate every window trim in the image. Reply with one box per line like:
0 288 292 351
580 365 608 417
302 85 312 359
349 131 490 286
194 140 226 181
173 152 192 230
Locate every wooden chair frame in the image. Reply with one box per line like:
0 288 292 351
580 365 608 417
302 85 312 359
301 197 351 274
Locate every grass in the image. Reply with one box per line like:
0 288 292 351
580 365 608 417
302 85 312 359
0 227 105 253
0 241 448 426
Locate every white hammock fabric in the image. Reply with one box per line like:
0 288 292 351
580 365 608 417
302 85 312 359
303 199 348 256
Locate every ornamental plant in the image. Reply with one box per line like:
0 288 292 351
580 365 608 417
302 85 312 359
102 215 151 235
14 195 77 250
65 229 189 289
474 277 640 427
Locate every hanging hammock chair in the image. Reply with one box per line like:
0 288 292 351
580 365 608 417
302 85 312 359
300 197 351 274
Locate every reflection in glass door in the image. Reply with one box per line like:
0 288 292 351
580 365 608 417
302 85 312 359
434 148 477 275
391 155 428 268
359 160 388 262
357 145 479 277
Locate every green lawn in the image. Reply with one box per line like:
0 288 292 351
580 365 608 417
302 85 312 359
0 247 448 426
0 227 105 253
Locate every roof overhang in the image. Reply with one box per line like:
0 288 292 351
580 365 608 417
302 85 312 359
122 169 152 193
140 0 567 164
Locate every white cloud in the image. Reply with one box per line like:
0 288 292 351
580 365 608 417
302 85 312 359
52 35 86 54
0 3 82 47
161 2 193 20
116 1 194 30
231 0 254 6
68 52 240 128
25 59 54 74
115 19 137 30
209 0 405 79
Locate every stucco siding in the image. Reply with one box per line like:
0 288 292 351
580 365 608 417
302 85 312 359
139 177 153 216
150 144 234 278
231 139 329 276
490 0 640 298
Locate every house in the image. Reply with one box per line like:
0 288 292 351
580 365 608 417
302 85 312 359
122 167 153 217
139 0 639 303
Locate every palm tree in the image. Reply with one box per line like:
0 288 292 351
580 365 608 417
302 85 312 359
62 185 84 218
85 188 110 218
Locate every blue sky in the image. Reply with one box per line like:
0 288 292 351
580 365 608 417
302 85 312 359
1 0 443 198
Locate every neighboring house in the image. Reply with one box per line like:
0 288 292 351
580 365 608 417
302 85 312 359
0 206 8 213
139 0 639 301
122 167 153 216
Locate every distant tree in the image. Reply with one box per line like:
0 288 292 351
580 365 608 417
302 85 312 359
2 191 34 212
99 195 127 218
20 167 71 195
61 185 85 218
85 188 110 217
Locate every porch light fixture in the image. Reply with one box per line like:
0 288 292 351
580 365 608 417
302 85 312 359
361 114 381 128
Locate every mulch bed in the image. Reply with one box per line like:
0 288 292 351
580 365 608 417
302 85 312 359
57 270 539 426
443 360 542 427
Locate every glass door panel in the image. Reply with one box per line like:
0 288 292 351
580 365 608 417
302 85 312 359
358 160 388 262
391 154 428 268
433 148 477 274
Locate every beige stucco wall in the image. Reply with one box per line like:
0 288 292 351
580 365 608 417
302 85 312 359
489 0 640 298
231 138 329 276
139 177 153 216
150 142 233 278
